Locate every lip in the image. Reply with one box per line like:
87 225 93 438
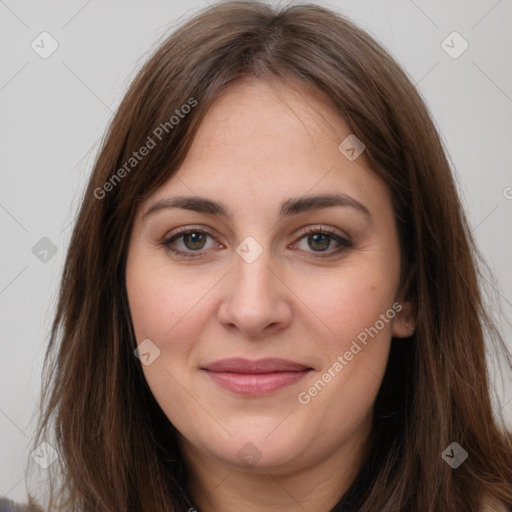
201 358 313 395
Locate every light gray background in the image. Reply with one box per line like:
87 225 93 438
1 0 511 502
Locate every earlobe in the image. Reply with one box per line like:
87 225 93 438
392 300 416 338
393 265 417 338
404 319 415 335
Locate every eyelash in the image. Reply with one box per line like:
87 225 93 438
160 225 353 260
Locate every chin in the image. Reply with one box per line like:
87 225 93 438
206 424 315 472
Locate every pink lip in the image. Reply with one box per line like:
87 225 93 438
201 358 313 395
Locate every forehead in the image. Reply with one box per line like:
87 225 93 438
140 78 391 220
188 77 348 159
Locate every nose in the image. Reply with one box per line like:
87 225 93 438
217 245 293 338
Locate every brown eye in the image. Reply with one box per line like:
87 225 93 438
181 232 208 250
293 227 353 258
161 228 220 259
307 233 331 251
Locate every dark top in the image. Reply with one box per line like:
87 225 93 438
0 497 39 512
0 459 374 512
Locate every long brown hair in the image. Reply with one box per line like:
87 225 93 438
28 1 512 510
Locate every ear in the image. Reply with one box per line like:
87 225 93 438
392 297 416 338
392 268 417 338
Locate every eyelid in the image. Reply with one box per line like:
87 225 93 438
163 224 219 241
297 224 352 243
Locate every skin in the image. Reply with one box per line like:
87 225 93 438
125 78 414 512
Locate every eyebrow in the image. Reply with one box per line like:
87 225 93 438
142 193 371 221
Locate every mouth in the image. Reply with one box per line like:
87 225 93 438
201 358 313 395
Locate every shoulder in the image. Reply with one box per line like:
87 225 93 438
0 497 43 512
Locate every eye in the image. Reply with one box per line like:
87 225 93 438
161 227 221 258
160 225 352 259
291 226 353 258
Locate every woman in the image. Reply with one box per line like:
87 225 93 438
11 1 512 510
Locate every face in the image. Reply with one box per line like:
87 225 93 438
126 78 412 478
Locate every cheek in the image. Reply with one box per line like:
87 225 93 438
294 255 399 409
314 286 395 388
301 255 399 347
125 259 215 432
126 256 214 347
